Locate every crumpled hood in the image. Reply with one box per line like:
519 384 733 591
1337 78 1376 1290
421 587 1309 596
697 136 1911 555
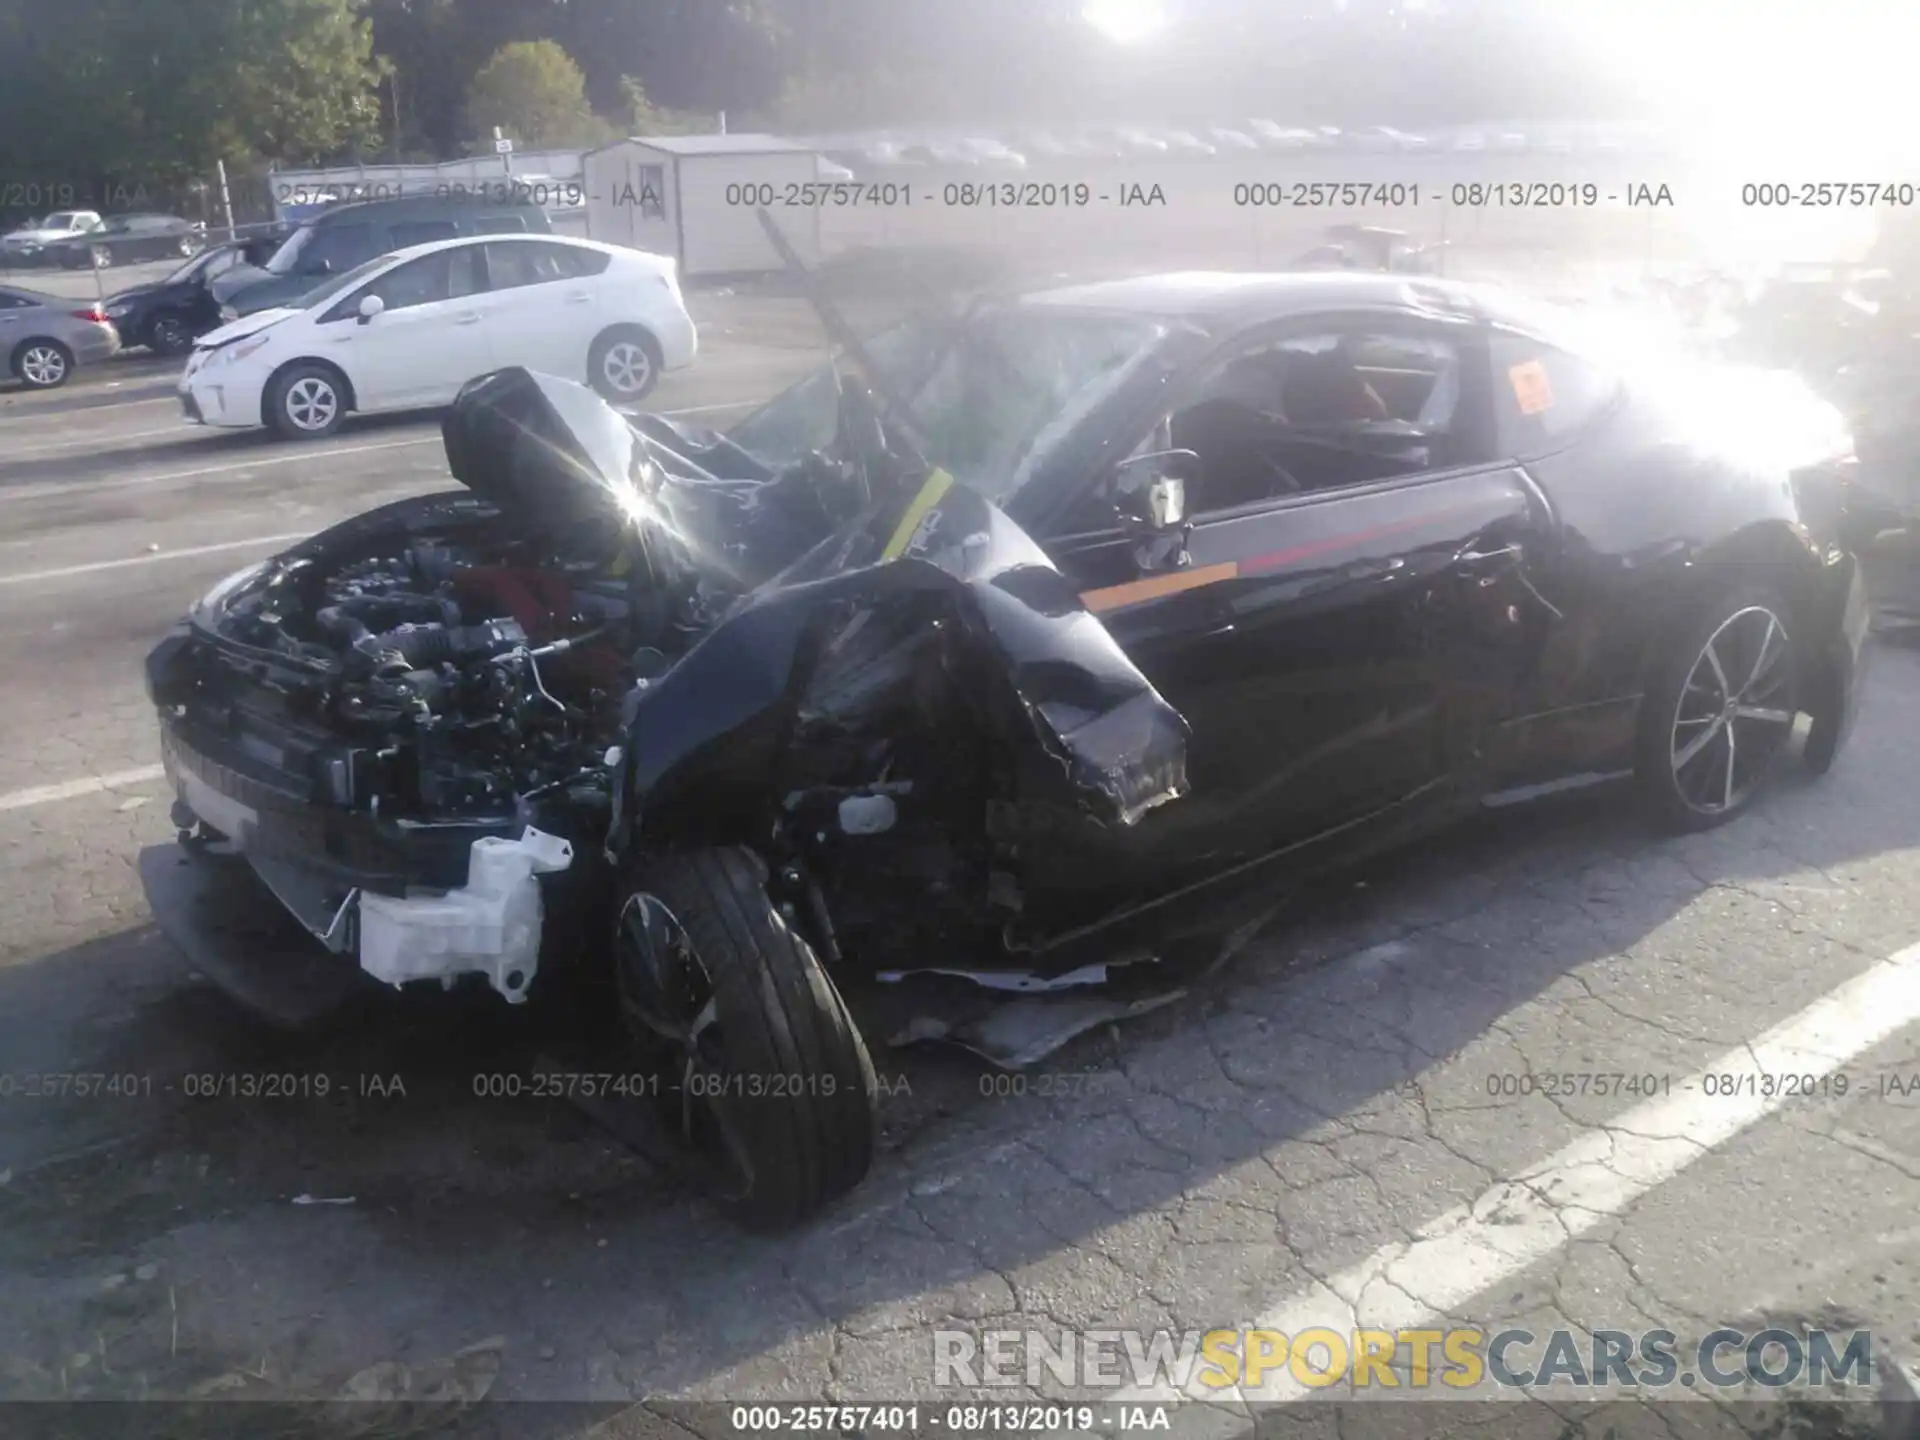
2 226 75 245
105 282 164 307
210 263 287 309
438 368 1193 833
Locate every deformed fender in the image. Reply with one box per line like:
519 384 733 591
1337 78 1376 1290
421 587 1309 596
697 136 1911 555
608 472 1191 850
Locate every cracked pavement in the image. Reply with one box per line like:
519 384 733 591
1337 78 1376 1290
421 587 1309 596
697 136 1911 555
1 285 1918 1439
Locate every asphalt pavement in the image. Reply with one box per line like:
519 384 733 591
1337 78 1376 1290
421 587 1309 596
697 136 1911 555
1 283 1919 1439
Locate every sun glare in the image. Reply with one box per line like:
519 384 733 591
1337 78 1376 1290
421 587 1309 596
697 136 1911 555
1083 0 1169 45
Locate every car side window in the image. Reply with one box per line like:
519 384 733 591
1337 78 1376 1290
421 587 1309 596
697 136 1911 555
1487 332 1620 456
1160 323 1480 517
0 292 28 309
392 220 457 248
559 246 611 277
302 223 375 274
321 247 482 320
485 241 586 289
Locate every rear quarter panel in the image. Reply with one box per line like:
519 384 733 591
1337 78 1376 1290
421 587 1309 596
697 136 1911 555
1522 376 1840 716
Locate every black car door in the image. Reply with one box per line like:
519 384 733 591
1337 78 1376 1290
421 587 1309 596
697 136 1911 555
1043 310 1558 876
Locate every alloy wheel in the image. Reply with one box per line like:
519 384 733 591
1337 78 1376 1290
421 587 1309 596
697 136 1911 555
601 340 653 397
151 316 189 354
90 245 110 269
613 892 756 1201
1669 605 1796 815
284 376 338 432
19 345 67 386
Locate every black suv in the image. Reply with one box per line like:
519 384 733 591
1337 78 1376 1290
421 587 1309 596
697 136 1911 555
211 194 552 316
52 213 204 270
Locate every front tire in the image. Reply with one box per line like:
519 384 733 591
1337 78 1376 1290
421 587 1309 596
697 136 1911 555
265 362 346 439
588 327 662 405
13 339 73 389
1635 583 1801 832
612 848 877 1230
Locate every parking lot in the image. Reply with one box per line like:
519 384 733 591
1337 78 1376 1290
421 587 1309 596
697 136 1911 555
3 267 1920 1438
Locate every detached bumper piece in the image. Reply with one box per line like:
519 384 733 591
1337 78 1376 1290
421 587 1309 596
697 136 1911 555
138 842 370 1028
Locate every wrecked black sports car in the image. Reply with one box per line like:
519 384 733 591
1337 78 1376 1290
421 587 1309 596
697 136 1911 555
144 272 1870 1227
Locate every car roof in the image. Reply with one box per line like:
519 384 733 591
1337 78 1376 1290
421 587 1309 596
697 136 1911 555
308 194 543 223
1018 271 1488 328
359 231 622 267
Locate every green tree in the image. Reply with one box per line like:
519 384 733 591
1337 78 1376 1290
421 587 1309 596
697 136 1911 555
0 0 384 207
464 40 611 150
617 76 710 136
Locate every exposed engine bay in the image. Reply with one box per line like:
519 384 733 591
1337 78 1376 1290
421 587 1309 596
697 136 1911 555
209 525 693 816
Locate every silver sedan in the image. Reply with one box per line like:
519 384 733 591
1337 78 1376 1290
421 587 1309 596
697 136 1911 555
0 285 120 390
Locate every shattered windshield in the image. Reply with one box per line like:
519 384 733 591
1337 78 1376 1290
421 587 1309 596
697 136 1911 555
729 307 1170 502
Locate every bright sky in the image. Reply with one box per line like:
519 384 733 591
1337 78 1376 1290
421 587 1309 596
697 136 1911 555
1082 0 1170 45
1569 0 1916 164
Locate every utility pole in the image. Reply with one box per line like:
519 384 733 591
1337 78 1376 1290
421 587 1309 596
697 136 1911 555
216 159 236 241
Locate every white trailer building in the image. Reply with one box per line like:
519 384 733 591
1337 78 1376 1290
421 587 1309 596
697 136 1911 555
583 134 826 278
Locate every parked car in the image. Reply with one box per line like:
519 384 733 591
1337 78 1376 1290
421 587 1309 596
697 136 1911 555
144 272 1868 1228
211 195 553 318
1 210 104 267
1207 127 1262 151
1 286 119 389
1161 130 1219 156
956 138 1027 168
179 233 695 439
50 214 202 269
103 232 288 356
1292 224 1446 274
1245 121 1320 150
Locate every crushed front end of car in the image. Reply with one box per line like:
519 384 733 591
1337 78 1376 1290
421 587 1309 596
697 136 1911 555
142 364 1198 1225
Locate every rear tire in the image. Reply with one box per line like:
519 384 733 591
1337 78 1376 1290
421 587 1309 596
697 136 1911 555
1635 582 1801 833
588 326 662 405
265 362 346 439
612 847 877 1230
12 338 73 389
148 312 195 357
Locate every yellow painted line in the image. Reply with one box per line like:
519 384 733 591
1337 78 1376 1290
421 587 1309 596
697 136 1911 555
880 467 955 561
1079 561 1239 614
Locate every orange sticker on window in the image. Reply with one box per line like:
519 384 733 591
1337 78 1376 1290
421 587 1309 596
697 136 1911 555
1508 359 1554 415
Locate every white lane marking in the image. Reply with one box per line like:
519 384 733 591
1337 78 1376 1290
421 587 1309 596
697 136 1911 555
0 436 434 505
0 533 311 587
0 765 166 814
1106 938 1920 1404
0 399 759 505
5 423 204 459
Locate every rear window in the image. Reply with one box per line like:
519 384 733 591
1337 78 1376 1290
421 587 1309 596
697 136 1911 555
1488 332 1621 457
471 214 529 236
485 241 608 288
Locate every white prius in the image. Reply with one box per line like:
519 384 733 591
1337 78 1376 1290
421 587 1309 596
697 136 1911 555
178 234 697 439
